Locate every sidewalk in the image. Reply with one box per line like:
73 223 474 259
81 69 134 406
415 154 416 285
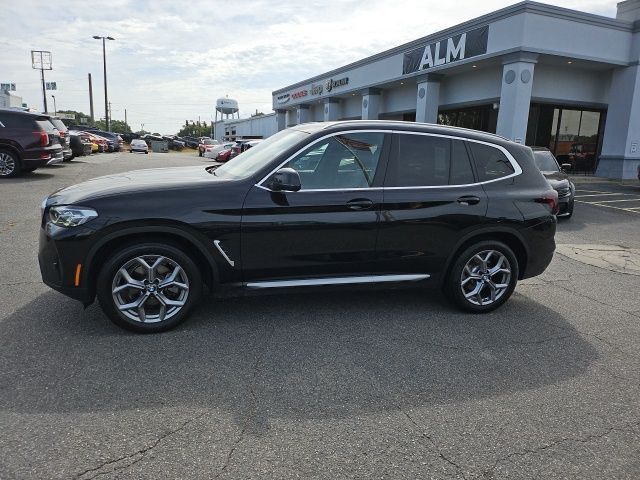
569 174 639 186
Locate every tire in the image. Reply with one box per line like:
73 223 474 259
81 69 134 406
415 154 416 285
198 150 203 157
563 199 574 219
445 240 518 313
0 149 21 178
145 151 148 154
97 243 202 333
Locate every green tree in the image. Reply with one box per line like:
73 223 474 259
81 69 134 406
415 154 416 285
95 119 132 133
176 123 213 138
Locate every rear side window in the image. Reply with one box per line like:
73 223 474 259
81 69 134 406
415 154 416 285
0 113 38 129
49 118 68 132
35 119 58 134
468 142 515 182
385 134 476 187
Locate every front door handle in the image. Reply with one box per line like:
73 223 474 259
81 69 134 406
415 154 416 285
346 198 374 210
457 195 481 206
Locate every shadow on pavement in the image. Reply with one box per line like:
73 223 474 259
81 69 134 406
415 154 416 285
0 288 597 427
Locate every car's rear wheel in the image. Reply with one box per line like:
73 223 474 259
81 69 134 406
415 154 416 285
445 240 518 313
97 243 202 333
0 150 20 178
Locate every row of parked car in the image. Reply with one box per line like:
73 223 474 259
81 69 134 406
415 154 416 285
199 138 263 162
0 108 125 178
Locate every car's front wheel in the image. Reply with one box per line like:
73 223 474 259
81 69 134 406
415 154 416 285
445 240 518 313
97 243 202 333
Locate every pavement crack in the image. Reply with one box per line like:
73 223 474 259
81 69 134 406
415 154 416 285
393 402 468 479
214 321 276 479
74 411 208 479
482 421 640 478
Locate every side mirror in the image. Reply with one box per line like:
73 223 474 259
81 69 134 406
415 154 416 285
270 168 301 192
561 163 572 172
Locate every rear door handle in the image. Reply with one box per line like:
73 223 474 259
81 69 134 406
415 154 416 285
457 195 481 206
346 199 374 210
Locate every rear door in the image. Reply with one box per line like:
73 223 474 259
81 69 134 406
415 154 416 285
241 130 390 282
376 132 488 280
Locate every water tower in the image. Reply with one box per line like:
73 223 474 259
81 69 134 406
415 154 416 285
215 97 239 122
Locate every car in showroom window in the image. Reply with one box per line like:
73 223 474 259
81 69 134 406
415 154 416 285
39 121 557 333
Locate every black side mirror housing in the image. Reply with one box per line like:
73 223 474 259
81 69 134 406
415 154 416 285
270 168 301 192
561 163 572 172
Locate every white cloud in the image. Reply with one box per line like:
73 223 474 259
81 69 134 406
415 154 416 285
0 0 616 133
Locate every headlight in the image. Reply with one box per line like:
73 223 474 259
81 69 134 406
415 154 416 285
49 206 98 228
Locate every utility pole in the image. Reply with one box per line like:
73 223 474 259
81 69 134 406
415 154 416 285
31 51 52 113
108 101 112 127
93 36 114 131
125 108 127 131
51 95 56 115
88 73 95 125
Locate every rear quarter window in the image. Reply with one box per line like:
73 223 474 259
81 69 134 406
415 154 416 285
0 113 38 129
35 119 59 134
468 142 515 182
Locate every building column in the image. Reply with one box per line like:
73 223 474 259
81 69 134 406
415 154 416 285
324 98 341 121
596 34 640 178
296 104 310 125
496 53 538 143
415 74 441 124
275 109 287 131
361 88 381 120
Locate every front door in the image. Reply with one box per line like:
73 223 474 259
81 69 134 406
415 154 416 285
241 131 389 283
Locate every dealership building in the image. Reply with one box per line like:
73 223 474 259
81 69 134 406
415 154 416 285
215 0 640 179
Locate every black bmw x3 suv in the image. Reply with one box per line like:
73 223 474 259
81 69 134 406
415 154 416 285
39 121 558 332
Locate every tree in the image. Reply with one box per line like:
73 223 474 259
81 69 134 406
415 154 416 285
251 110 265 117
94 119 131 133
176 122 212 138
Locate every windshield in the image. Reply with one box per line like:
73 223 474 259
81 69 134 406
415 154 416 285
533 150 559 172
214 129 309 179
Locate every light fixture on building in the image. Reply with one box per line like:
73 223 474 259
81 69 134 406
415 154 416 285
567 60 573 64
472 65 477 68
400 81 404 85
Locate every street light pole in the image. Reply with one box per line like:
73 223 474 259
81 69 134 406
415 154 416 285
51 95 56 115
93 35 115 131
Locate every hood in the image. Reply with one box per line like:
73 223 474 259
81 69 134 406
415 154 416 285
48 166 228 205
541 171 570 188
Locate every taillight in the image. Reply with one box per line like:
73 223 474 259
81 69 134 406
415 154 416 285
33 131 49 146
58 131 65 138
536 190 559 215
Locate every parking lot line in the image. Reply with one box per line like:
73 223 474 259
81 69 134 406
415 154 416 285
589 198 640 203
575 189 620 194
576 200 640 214
575 193 634 197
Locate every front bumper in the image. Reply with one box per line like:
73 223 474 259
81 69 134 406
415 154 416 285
38 222 94 304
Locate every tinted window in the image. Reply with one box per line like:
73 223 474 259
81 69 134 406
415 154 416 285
450 140 475 185
0 112 38 129
284 132 385 190
35 119 58 134
49 118 68 133
468 142 515 182
386 134 450 187
532 150 559 172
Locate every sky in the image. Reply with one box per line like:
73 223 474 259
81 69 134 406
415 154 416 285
0 0 616 134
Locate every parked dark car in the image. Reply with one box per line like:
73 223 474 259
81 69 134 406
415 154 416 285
91 130 123 152
182 136 200 149
45 116 73 161
119 132 139 144
68 131 93 157
39 121 557 332
0 108 63 177
531 147 575 218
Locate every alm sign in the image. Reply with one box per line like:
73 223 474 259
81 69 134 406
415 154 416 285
403 25 488 74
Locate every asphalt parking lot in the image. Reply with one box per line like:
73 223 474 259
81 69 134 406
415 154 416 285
1 152 639 479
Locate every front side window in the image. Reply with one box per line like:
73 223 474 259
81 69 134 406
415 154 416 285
282 132 385 190
468 142 515 182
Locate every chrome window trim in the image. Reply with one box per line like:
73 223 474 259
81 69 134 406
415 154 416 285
246 273 430 289
254 129 522 193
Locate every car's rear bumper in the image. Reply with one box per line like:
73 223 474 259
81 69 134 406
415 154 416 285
521 216 557 279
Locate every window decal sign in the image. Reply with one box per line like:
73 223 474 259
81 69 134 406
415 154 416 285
403 25 488 75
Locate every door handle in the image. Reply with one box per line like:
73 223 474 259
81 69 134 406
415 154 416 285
346 199 374 210
457 195 481 206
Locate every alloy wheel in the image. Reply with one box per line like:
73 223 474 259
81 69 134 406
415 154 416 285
111 255 190 323
0 152 16 176
460 250 511 306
